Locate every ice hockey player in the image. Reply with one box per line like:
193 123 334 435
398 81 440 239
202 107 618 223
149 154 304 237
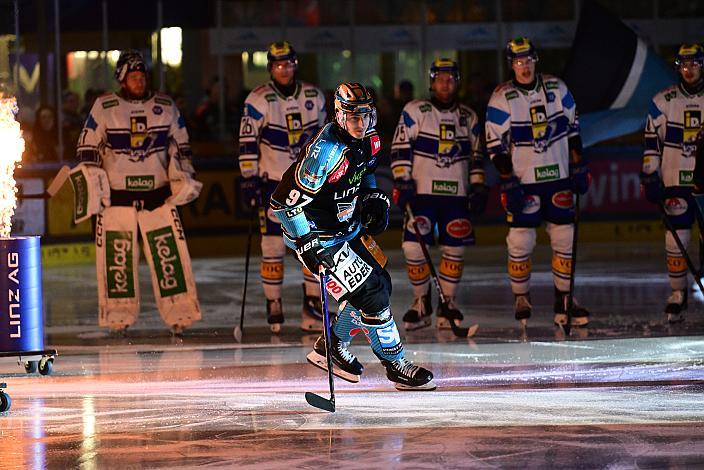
641 43 704 323
390 58 487 331
271 82 436 390
72 50 202 335
238 41 327 333
485 37 591 328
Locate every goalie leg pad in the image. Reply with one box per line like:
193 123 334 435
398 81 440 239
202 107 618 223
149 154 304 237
507 227 536 295
666 229 690 291
96 206 140 329
139 204 201 329
261 235 285 300
546 222 574 292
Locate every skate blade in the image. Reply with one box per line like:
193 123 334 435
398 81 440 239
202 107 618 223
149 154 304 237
404 318 432 331
306 351 360 383
436 317 460 330
269 323 282 334
394 380 437 391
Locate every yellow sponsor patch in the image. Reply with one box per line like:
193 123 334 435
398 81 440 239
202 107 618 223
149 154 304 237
551 254 572 275
508 259 531 278
667 256 687 274
261 261 284 281
439 257 464 279
361 235 388 268
407 262 430 282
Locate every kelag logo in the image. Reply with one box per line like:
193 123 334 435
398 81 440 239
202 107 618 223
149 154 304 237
534 164 560 182
106 231 134 298
147 226 187 297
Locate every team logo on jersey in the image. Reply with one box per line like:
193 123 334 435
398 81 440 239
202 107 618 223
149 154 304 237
130 116 148 148
305 100 314 110
336 196 358 222
522 195 541 214
328 157 350 183
530 105 548 139
535 164 560 182
680 170 694 185
446 218 472 239
438 123 456 155
286 112 303 146
664 197 688 216
152 105 163 115
683 110 701 156
551 190 573 209
432 180 459 195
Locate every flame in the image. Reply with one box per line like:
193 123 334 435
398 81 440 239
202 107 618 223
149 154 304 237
0 95 25 238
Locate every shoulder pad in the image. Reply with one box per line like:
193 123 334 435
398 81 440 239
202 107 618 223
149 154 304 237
101 96 120 109
656 85 678 102
543 77 561 90
302 83 320 98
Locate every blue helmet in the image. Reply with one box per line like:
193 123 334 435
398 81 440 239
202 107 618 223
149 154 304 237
505 37 539 65
430 58 460 82
334 82 377 131
267 41 298 70
675 43 704 68
114 50 147 82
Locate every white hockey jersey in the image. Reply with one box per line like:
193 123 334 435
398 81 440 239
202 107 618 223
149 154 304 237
77 91 193 191
390 99 483 197
485 74 580 184
238 81 327 181
643 83 704 187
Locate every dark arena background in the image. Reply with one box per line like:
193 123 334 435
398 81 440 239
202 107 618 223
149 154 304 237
1 0 704 468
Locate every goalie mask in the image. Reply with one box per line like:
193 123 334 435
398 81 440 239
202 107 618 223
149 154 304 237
115 50 147 83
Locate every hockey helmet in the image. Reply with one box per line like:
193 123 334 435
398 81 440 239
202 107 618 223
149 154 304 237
114 50 147 82
334 82 377 131
675 43 704 68
430 58 460 82
506 37 538 65
267 41 298 70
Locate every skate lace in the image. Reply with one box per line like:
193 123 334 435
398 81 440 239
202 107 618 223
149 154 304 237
392 358 420 378
336 342 355 364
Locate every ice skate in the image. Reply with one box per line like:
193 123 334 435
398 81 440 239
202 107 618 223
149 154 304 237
514 294 532 327
108 324 129 338
378 356 436 391
267 298 284 334
436 297 463 330
403 289 432 331
554 289 590 327
301 285 323 332
306 332 364 383
665 289 687 324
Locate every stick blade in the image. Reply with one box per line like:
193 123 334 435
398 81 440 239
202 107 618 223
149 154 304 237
305 392 335 412
46 165 71 197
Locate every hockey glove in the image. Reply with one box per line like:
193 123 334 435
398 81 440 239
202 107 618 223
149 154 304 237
639 171 664 204
360 188 391 236
240 175 262 208
570 160 591 195
468 183 489 217
295 232 334 274
499 176 525 214
392 178 416 209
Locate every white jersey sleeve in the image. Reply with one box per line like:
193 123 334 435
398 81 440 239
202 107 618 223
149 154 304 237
642 84 704 187
238 81 327 182
390 99 424 181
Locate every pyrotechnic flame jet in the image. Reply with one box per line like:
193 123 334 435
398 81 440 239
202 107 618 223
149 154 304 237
0 89 25 238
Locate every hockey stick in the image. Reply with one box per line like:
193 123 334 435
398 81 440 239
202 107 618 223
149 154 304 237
659 202 704 294
406 204 479 338
17 165 70 199
305 267 335 412
233 208 256 343
561 192 580 336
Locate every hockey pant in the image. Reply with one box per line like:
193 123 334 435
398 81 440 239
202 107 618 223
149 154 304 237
96 204 201 329
507 223 574 295
260 235 319 300
306 236 404 362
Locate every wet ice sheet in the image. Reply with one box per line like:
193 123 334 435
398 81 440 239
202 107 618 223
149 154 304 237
2 337 704 468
